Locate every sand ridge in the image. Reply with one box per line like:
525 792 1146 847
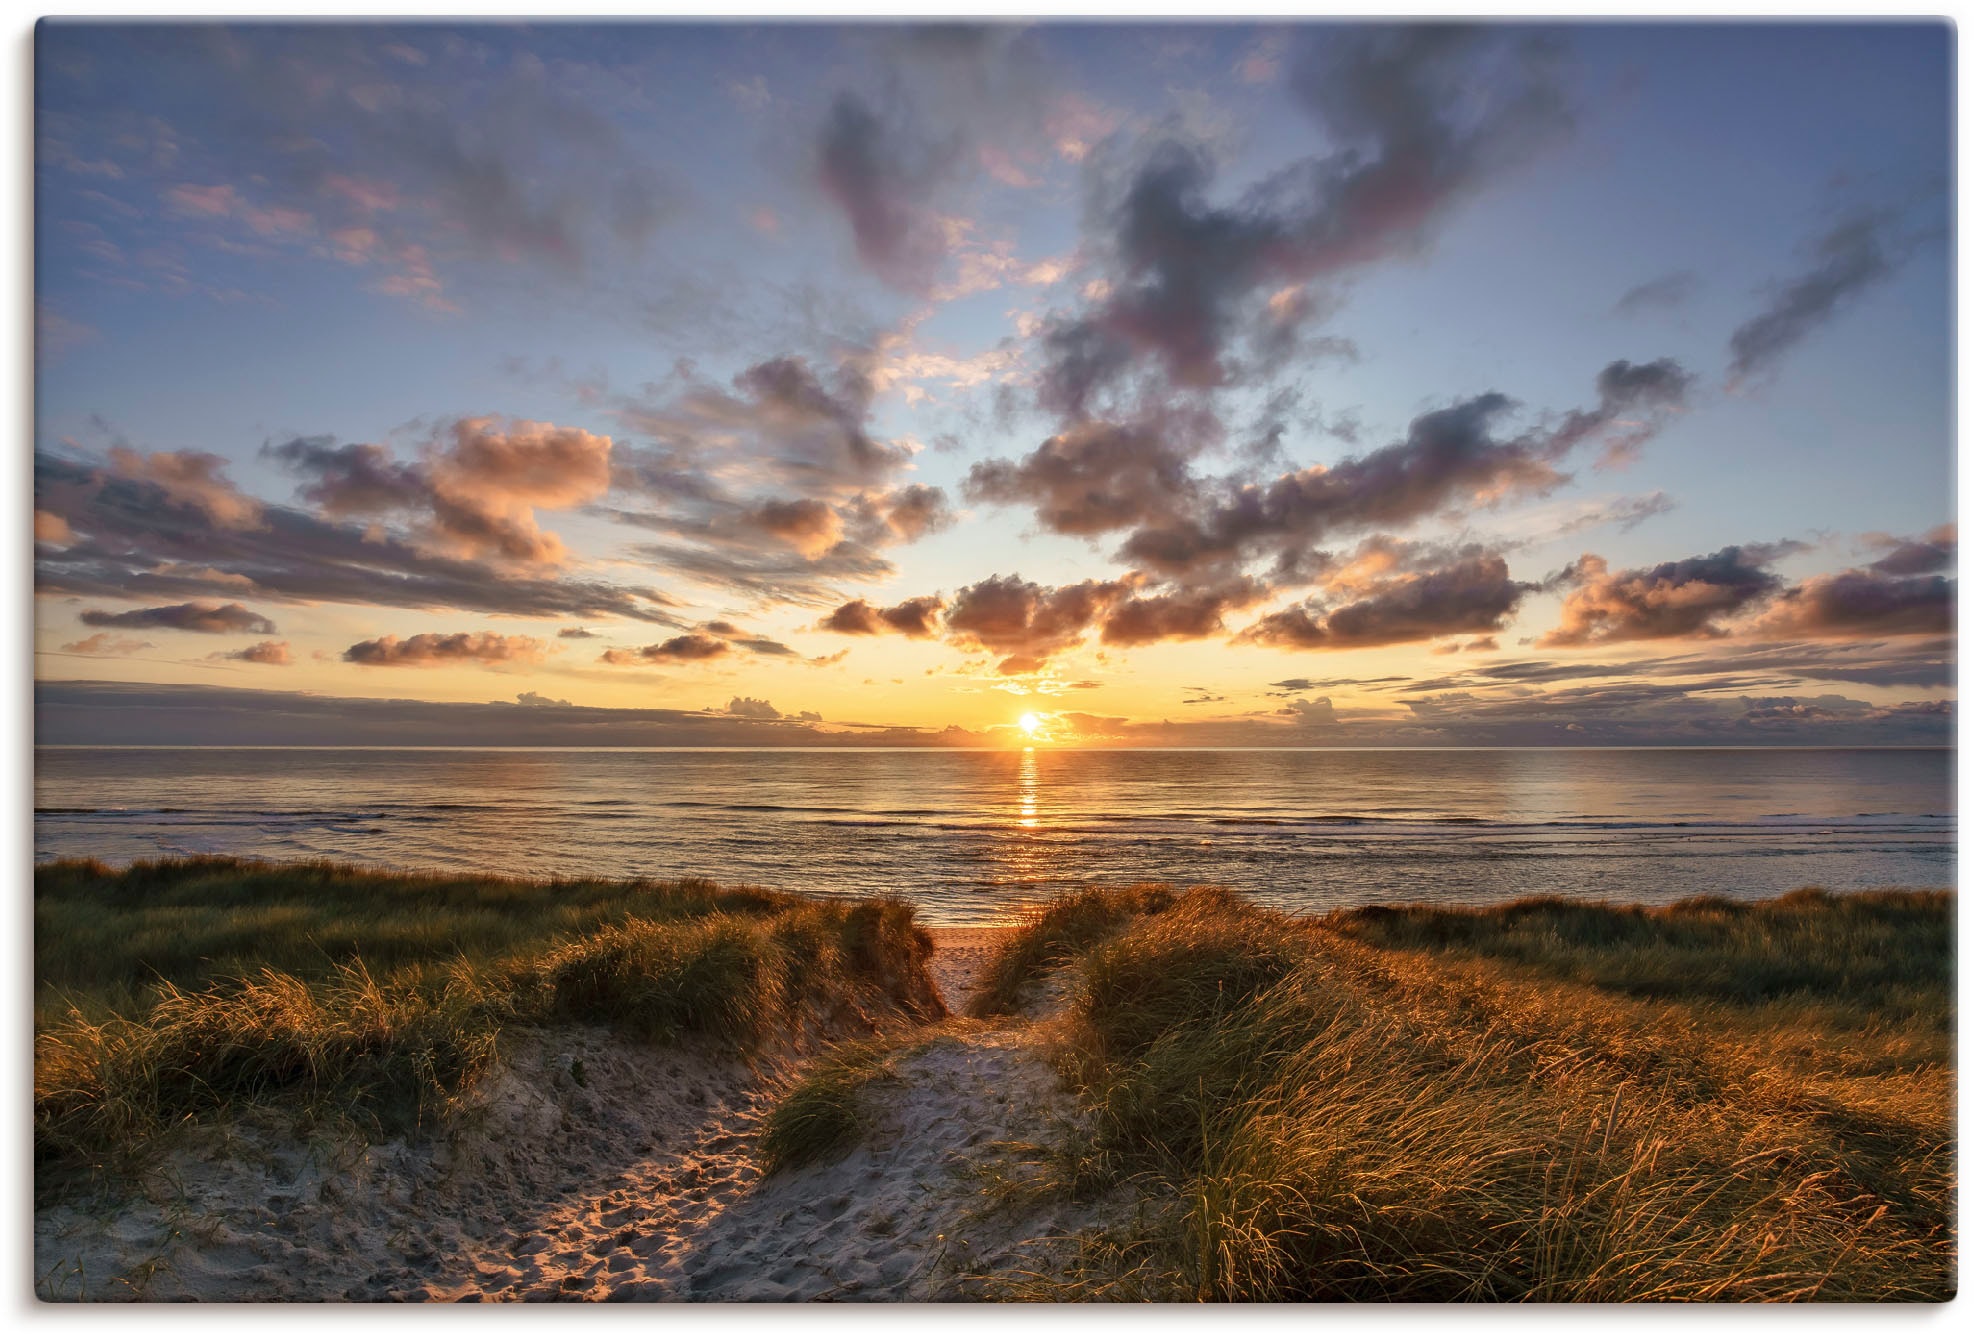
36 929 1114 1302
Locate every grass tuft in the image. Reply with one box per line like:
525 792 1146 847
34 859 942 1197
993 884 1955 1302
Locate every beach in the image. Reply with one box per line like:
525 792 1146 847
38 928 1065 1302
32 861 1956 1301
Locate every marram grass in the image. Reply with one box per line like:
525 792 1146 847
972 884 1955 1302
34 858 943 1196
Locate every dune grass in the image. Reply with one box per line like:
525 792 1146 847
978 884 1955 1302
34 857 943 1197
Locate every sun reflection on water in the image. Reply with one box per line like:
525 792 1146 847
1018 746 1039 827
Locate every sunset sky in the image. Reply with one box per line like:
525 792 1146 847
32 20 1955 747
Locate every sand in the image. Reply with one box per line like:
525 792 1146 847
35 929 1114 1302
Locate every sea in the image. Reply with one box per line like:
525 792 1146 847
32 747 1955 925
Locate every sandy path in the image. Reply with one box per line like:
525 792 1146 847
925 926 1010 1016
39 930 1110 1302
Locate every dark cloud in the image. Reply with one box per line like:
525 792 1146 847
264 436 427 516
81 600 277 635
810 25 1057 292
1569 358 1695 465
601 632 729 666
1239 553 1532 650
1119 392 1552 581
819 595 946 638
1099 577 1270 646
943 572 1132 673
1866 523 1956 576
597 618 798 664
816 92 950 291
1614 270 1699 316
268 416 614 567
1396 680 1952 747
1036 24 1573 408
210 639 292 665
1540 544 1798 645
108 446 264 528
879 484 955 542
558 626 600 640
34 678 1952 751
1043 361 1689 587
33 680 979 748
1755 569 1954 640
515 690 573 708
964 412 1212 536
1410 638 1956 693
600 352 948 605
344 631 548 667
724 695 783 719
1727 212 1908 386
36 452 682 625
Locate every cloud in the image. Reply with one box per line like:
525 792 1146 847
80 600 277 634
596 350 953 606
810 25 1059 292
1866 522 1956 576
878 484 954 542
1754 569 1954 640
269 416 614 567
558 626 600 639
1614 270 1699 315
210 639 292 665
266 437 428 516
601 632 729 665
1276 696 1336 726
1033 24 1573 408
36 452 681 624
943 572 1133 673
819 595 946 638
343 631 549 667
514 690 573 708
84 28 679 308
59 632 152 656
744 497 845 558
1100 578 1271 646
33 677 1951 751
1539 544 1796 646
964 413 1210 537
1539 541 1816 647
34 510 76 546
1117 392 1553 582
815 92 951 292
108 447 263 528
1240 553 1533 650
1066 363 1691 589
724 696 785 719
1727 212 1909 386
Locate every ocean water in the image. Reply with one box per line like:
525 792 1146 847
33 747 1954 925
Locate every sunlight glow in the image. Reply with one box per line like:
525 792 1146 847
1018 712 1043 737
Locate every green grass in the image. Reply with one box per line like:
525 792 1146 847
978 885 1956 1302
34 858 943 1198
757 1035 909 1175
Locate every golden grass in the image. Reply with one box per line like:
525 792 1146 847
34 858 944 1198
977 885 1955 1302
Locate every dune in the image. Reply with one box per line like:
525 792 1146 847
34 864 1955 1303
37 929 1110 1302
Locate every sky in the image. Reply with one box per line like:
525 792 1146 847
31 19 1957 748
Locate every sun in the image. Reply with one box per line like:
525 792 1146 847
1018 712 1043 738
